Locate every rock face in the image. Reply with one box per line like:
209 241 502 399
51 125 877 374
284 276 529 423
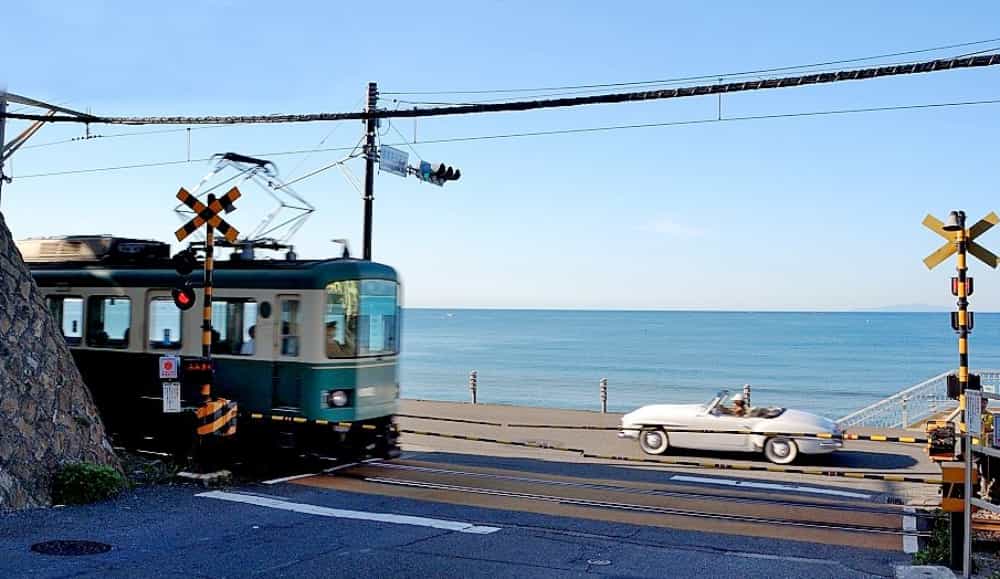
0 212 119 511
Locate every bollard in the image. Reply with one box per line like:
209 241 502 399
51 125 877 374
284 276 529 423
469 371 478 404
600 378 608 413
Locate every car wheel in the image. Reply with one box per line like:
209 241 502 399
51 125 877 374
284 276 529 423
639 428 669 455
764 437 798 465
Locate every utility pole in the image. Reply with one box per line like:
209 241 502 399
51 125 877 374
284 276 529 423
362 82 378 261
0 94 7 207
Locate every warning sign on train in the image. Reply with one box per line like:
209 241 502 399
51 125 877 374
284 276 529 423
162 382 181 413
159 355 180 380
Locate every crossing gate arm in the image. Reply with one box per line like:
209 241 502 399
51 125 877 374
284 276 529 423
398 428 942 484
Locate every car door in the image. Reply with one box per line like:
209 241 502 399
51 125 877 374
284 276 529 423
690 410 754 451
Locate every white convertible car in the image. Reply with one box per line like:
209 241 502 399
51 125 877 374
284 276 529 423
619 390 842 464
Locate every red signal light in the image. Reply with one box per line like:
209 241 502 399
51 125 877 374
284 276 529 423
172 286 196 311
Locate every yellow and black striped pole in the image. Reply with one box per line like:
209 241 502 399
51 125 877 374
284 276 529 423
201 194 216 404
955 210 970 405
943 210 973 575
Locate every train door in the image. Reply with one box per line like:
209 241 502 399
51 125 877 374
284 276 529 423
271 294 303 409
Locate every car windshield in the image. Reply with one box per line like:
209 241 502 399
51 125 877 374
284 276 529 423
705 390 729 413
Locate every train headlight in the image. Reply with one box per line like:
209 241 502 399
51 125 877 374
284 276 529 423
327 390 349 408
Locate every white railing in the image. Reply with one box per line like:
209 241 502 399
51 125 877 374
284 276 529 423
837 369 1000 429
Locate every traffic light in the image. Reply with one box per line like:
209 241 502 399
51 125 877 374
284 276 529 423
171 249 199 310
172 285 197 311
416 161 461 186
172 249 199 276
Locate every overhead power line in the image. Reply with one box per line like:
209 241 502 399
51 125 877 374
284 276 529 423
13 95 1000 180
5 53 1000 126
382 36 1000 96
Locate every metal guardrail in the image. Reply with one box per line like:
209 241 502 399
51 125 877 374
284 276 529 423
837 369 1000 429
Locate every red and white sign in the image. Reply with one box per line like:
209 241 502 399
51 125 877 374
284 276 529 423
159 355 180 380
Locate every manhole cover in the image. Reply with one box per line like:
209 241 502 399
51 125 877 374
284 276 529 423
30 540 112 556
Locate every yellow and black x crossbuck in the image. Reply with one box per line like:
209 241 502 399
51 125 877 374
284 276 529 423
175 186 242 243
172 185 242 437
922 211 998 270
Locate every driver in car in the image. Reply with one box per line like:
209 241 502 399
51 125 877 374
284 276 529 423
719 392 749 416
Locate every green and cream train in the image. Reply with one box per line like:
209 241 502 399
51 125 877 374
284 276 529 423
18 235 401 459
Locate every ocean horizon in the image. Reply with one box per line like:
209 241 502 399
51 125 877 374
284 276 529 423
399 309 1000 420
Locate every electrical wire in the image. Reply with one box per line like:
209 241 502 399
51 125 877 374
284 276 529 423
8 52 1000 125
283 97 364 182
388 120 423 162
277 137 367 189
382 36 1000 96
390 45 1000 107
12 96 1000 180
20 125 227 150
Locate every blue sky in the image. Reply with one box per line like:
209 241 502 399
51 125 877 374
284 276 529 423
4 1 1000 310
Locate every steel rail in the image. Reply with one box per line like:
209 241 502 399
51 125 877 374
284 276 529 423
357 475 930 537
398 428 942 483
357 461 936 517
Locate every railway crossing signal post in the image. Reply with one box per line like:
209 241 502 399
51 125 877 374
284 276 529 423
173 186 242 449
923 209 999 575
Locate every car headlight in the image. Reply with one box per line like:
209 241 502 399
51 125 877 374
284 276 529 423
327 390 349 408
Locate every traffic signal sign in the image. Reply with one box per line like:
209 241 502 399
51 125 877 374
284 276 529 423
416 161 461 186
172 285 196 311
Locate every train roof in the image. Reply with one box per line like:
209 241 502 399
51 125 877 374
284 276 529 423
18 235 398 289
28 258 399 290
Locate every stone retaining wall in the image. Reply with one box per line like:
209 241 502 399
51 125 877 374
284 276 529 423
0 213 119 511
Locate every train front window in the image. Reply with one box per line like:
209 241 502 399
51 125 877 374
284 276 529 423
148 297 182 350
86 296 131 349
48 296 83 346
325 280 399 358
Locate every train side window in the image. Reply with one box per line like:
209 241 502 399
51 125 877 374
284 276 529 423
211 299 257 356
86 296 131 349
279 299 300 357
48 296 84 346
148 297 182 350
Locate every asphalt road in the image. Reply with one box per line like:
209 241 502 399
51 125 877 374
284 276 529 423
0 461 911 579
0 400 937 578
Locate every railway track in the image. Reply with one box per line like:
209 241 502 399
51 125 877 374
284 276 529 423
973 518 1000 533
298 458 931 549
361 461 934 518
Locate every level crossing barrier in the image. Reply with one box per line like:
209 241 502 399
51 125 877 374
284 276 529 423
397 414 929 444
397 428 943 484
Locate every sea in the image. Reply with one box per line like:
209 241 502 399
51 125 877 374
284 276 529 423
399 309 1000 420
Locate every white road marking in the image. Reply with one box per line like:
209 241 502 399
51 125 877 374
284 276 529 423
902 507 919 554
261 472 320 485
197 490 501 534
669 474 872 499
